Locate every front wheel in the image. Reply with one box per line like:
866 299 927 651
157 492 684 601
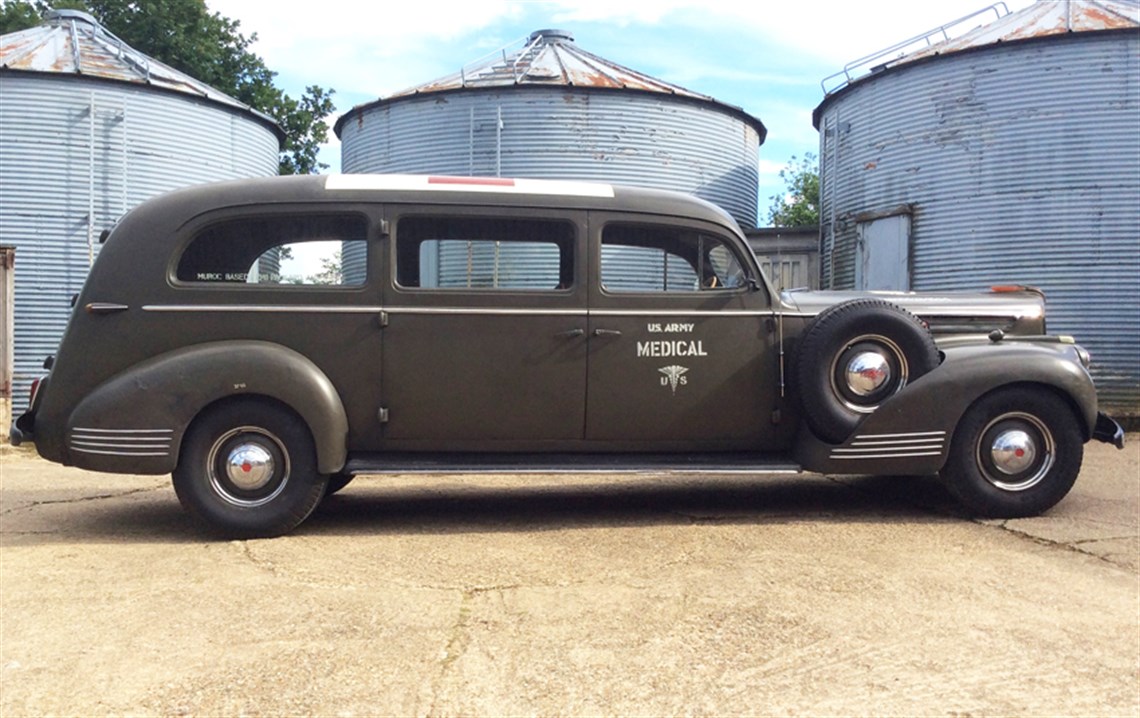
941 388 1084 518
173 401 328 537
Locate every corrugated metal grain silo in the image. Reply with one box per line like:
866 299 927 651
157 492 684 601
0 10 283 406
813 0 1140 416
336 29 766 228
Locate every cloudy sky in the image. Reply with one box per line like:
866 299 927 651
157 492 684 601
208 0 1036 220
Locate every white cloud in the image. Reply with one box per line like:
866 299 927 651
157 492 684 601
210 0 1036 102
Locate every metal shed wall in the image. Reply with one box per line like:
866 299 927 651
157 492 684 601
0 73 280 407
340 88 761 228
816 31 1140 414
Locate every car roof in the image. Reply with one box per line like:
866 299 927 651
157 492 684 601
122 174 744 235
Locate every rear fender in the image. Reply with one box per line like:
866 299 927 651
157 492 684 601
66 341 348 475
795 341 1098 474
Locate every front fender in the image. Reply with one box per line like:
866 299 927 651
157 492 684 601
795 340 1098 474
66 341 348 475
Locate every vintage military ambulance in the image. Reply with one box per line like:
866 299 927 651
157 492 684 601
11 175 1125 537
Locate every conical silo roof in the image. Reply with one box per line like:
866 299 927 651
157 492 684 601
336 29 765 140
819 0 1139 99
0 9 283 140
893 0 1139 65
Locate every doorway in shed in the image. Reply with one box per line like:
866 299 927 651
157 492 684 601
855 212 910 291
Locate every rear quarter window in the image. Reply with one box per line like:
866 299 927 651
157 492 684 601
176 214 368 286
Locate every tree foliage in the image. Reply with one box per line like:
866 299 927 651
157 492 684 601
767 153 820 228
0 0 333 174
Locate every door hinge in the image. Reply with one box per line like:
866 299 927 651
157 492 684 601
378 311 389 328
771 408 781 424
377 218 390 237
378 407 389 424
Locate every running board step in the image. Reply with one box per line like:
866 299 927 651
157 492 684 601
344 452 801 476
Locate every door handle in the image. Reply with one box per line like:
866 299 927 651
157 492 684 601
85 303 129 314
593 328 622 337
554 328 585 338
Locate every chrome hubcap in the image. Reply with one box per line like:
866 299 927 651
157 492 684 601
207 426 290 508
990 429 1036 475
830 335 908 414
225 443 275 490
976 412 1055 492
845 351 892 397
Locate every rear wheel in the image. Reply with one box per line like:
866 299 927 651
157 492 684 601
941 388 1083 518
173 401 327 537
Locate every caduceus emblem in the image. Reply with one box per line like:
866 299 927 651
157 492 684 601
658 365 689 395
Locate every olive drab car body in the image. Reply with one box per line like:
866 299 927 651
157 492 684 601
11 175 1125 537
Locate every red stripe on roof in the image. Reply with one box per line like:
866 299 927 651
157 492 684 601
427 176 516 186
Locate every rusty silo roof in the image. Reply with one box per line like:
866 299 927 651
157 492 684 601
0 9 282 138
895 0 1139 64
336 29 766 139
820 0 1140 98
394 29 714 98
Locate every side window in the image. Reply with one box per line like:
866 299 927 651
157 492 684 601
601 224 748 293
176 214 367 286
396 216 574 291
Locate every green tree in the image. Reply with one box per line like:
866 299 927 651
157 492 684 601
767 153 820 228
0 0 334 174
306 249 343 286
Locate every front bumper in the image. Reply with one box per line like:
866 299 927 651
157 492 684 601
1093 412 1126 450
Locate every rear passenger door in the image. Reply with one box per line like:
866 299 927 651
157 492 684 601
380 207 588 445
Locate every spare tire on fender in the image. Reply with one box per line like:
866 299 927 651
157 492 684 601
793 298 940 444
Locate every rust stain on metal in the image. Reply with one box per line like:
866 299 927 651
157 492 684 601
384 29 718 103
1 10 260 115
894 0 1138 67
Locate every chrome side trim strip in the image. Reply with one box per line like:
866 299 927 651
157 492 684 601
831 430 947 461
141 305 784 318
832 445 944 454
71 441 171 450
72 428 173 434
70 447 171 457
143 305 384 314
846 437 947 446
853 431 946 440
69 428 173 457
385 307 586 316
828 451 944 460
589 309 772 317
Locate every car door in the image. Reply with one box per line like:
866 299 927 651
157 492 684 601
586 214 779 449
380 206 588 446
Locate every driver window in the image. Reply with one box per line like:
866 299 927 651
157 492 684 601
601 224 748 293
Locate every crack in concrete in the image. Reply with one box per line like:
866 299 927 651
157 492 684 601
823 474 1136 570
426 583 522 716
985 521 1136 569
233 541 286 578
0 487 162 518
1067 535 1138 546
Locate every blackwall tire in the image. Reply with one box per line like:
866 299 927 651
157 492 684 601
941 388 1084 518
794 299 940 443
173 401 328 538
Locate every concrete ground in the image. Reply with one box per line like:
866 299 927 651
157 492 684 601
1 436 1137 716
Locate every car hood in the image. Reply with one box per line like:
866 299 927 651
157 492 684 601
780 287 1047 336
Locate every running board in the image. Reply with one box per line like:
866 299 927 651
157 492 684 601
344 453 801 476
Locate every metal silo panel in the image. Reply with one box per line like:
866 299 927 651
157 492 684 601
817 32 1140 414
0 73 279 408
341 88 760 227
